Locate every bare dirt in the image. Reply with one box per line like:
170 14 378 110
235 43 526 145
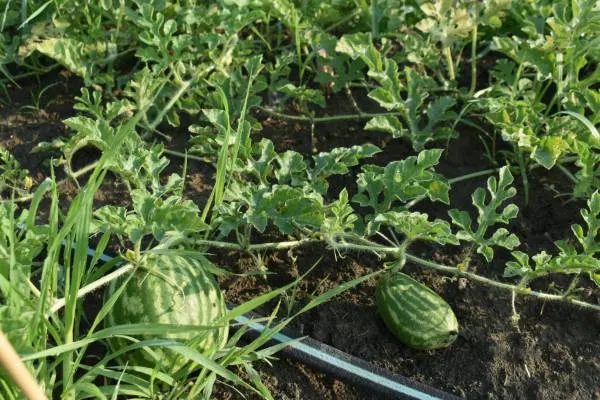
2 74 599 400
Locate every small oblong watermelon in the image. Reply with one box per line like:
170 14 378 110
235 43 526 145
104 254 228 370
376 271 458 350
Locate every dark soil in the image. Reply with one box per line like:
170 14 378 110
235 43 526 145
1 73 599 400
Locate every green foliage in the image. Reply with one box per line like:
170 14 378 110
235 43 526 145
375 211 458 245
476 0 600 199
449 167 520 262
18 35 116 85
215 140 379 237
2 0 600 397
93 188 207 245
0 147 32 198
245 185 324 234
337 33 457 150
505 191 600 286
322 189 358 238
353 149 450 233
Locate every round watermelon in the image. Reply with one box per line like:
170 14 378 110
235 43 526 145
104 254 229 370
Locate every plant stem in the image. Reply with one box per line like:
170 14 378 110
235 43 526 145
515 146 529 204
469 24 478 95
293 15 304 84
325 8 362 32
404 254 600 312
196 238 320 251
47 263 133 315
557 164 578 184
448 168 499 185
42 235 600 316
404 168 499 209
443 46 456 81
70 161 99 179
163 149 210 163
1 162 99 203
258 106 403 123
328 236 600 311
345 84 365 115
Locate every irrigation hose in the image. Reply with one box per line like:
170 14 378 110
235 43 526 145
235 313 458 400
83 246 459 400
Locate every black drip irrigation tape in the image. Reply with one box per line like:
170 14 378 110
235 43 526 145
235 311 459 400
76 244 459 399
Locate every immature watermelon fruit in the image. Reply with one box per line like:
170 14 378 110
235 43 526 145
104 254 228 370
375 271 458 350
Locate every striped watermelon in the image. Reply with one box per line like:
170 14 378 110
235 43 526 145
104 254 228 370
375 272 458 350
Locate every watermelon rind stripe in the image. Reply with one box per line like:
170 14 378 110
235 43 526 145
104 254 228 371
376 272 459 350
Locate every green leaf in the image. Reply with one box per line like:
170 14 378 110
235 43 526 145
478 245 494 262
322 189 358 236
278 83 326 107
310 144 381 193
335 32 381 72
560 111 600 149
367 59 403 109
364 115 405 138
93 206 129 236
250 139 278 183
571 190 600 254
367 87 399 110
531 136 569 169
353 149 449 233
248 186 324 234
18 36 116 82
0 146 31 197
448 209 472 232
449 166 520 261
375 211 459 245
504 251 532 277
590 272 600 288
312 144 381 177
275 151 307 186
338 33 456 150
490 228 520 250
107 189 208 244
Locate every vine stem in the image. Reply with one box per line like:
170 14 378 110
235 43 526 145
41 237 600 316
47 264 133 315
163 149 210 163
2 162 99 204
44 239 318 315
443 47 456 81
469 24 478 96
197 238 320 251
0 63 60 85
333 238 600 311
69 161 99 180
557 164 578 184
201 236 600 311
405 254 600 312
257 106 403 123
404 168 500 209
515 146 530 205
